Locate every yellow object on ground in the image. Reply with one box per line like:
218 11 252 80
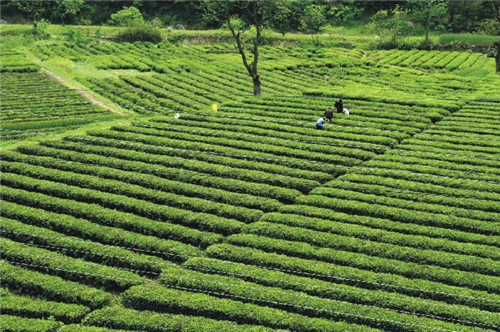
211 103 218 112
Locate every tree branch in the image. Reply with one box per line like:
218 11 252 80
224 3 252 76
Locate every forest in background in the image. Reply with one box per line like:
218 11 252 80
2 0 500 36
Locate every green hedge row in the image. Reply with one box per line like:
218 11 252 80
340 172 500 203
405 138 500 155
121 285 380 332
1 238 146 290
150 72 232 103
183 257 498 325
360 160 500 187
0 315 61 332
84 306 283 332
279 205 499 247
303 88 461 111
324 179 500 213
2 162 264 223
0 261 112 308
379 149 500 174
411 51 441 66
350 166 500 195
309 187 500 223
376 153 500 177
238 95 422 114
1 217 174 273
226 233 500 293
58 134 332 183
226 98 431 125
260 213 500 261
121 75 208 109
58 325 133 332
227 95 430 121
1 190 222 247
220 106 424 135
365 157 500 184
136 75 218 105
415 133 500 149
205 244 500 310
457 53 485 70
23 141 306 201
158 266 485 332
435 123 500 137
1 150 282 212
110 125 364 166
434 51 462 69
216 104 414 139
241 221 500 276
118 75 204 109
135 120 376 161
295 195 498 236
150 114 397 148
1 289 89 323
423 130 500 143
83 128 353 176
0 116 117 132
2 179 244 236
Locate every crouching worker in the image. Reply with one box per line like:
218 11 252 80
343 107 350 115
325 107 334 122
316 117 326 130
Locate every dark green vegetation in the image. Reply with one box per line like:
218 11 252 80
2 0 499 35
1 12 500 332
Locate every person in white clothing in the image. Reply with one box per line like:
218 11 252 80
343 107 350 115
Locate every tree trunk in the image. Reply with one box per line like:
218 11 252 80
496 42 500 74
253 75 261 96
425 9 430 45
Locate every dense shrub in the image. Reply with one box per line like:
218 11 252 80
116 23 162 44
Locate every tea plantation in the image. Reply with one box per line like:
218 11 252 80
1 33 500 332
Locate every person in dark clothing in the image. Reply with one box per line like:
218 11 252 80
334 99 343 114
324 107 333 122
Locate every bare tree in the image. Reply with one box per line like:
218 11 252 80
204 1 281 96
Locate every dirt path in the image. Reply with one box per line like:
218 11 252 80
42 69 126 116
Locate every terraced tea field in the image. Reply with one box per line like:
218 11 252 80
1 36 500 332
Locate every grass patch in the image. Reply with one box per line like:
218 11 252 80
439 34 500 45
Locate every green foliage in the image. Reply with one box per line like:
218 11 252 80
0 261 112 308
268 1 294 36
2 29 500 332
158 265 491 332
121 284 379 331
299 4 326 34
1 164 264 223
109 6 144 27
67 29 84 45
476 18 500 35
84 306 279 332
32 18 50 40
326 3 362 24
206 243 500 311
369 9 389 36
389 5 410 43
322 24 346 38
1 237 146 290
50 0 85 24
220 15 245 31
1 289 90 323
408 0 448 44
0 315 61 332
116 22 162 44
183 256 499 329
